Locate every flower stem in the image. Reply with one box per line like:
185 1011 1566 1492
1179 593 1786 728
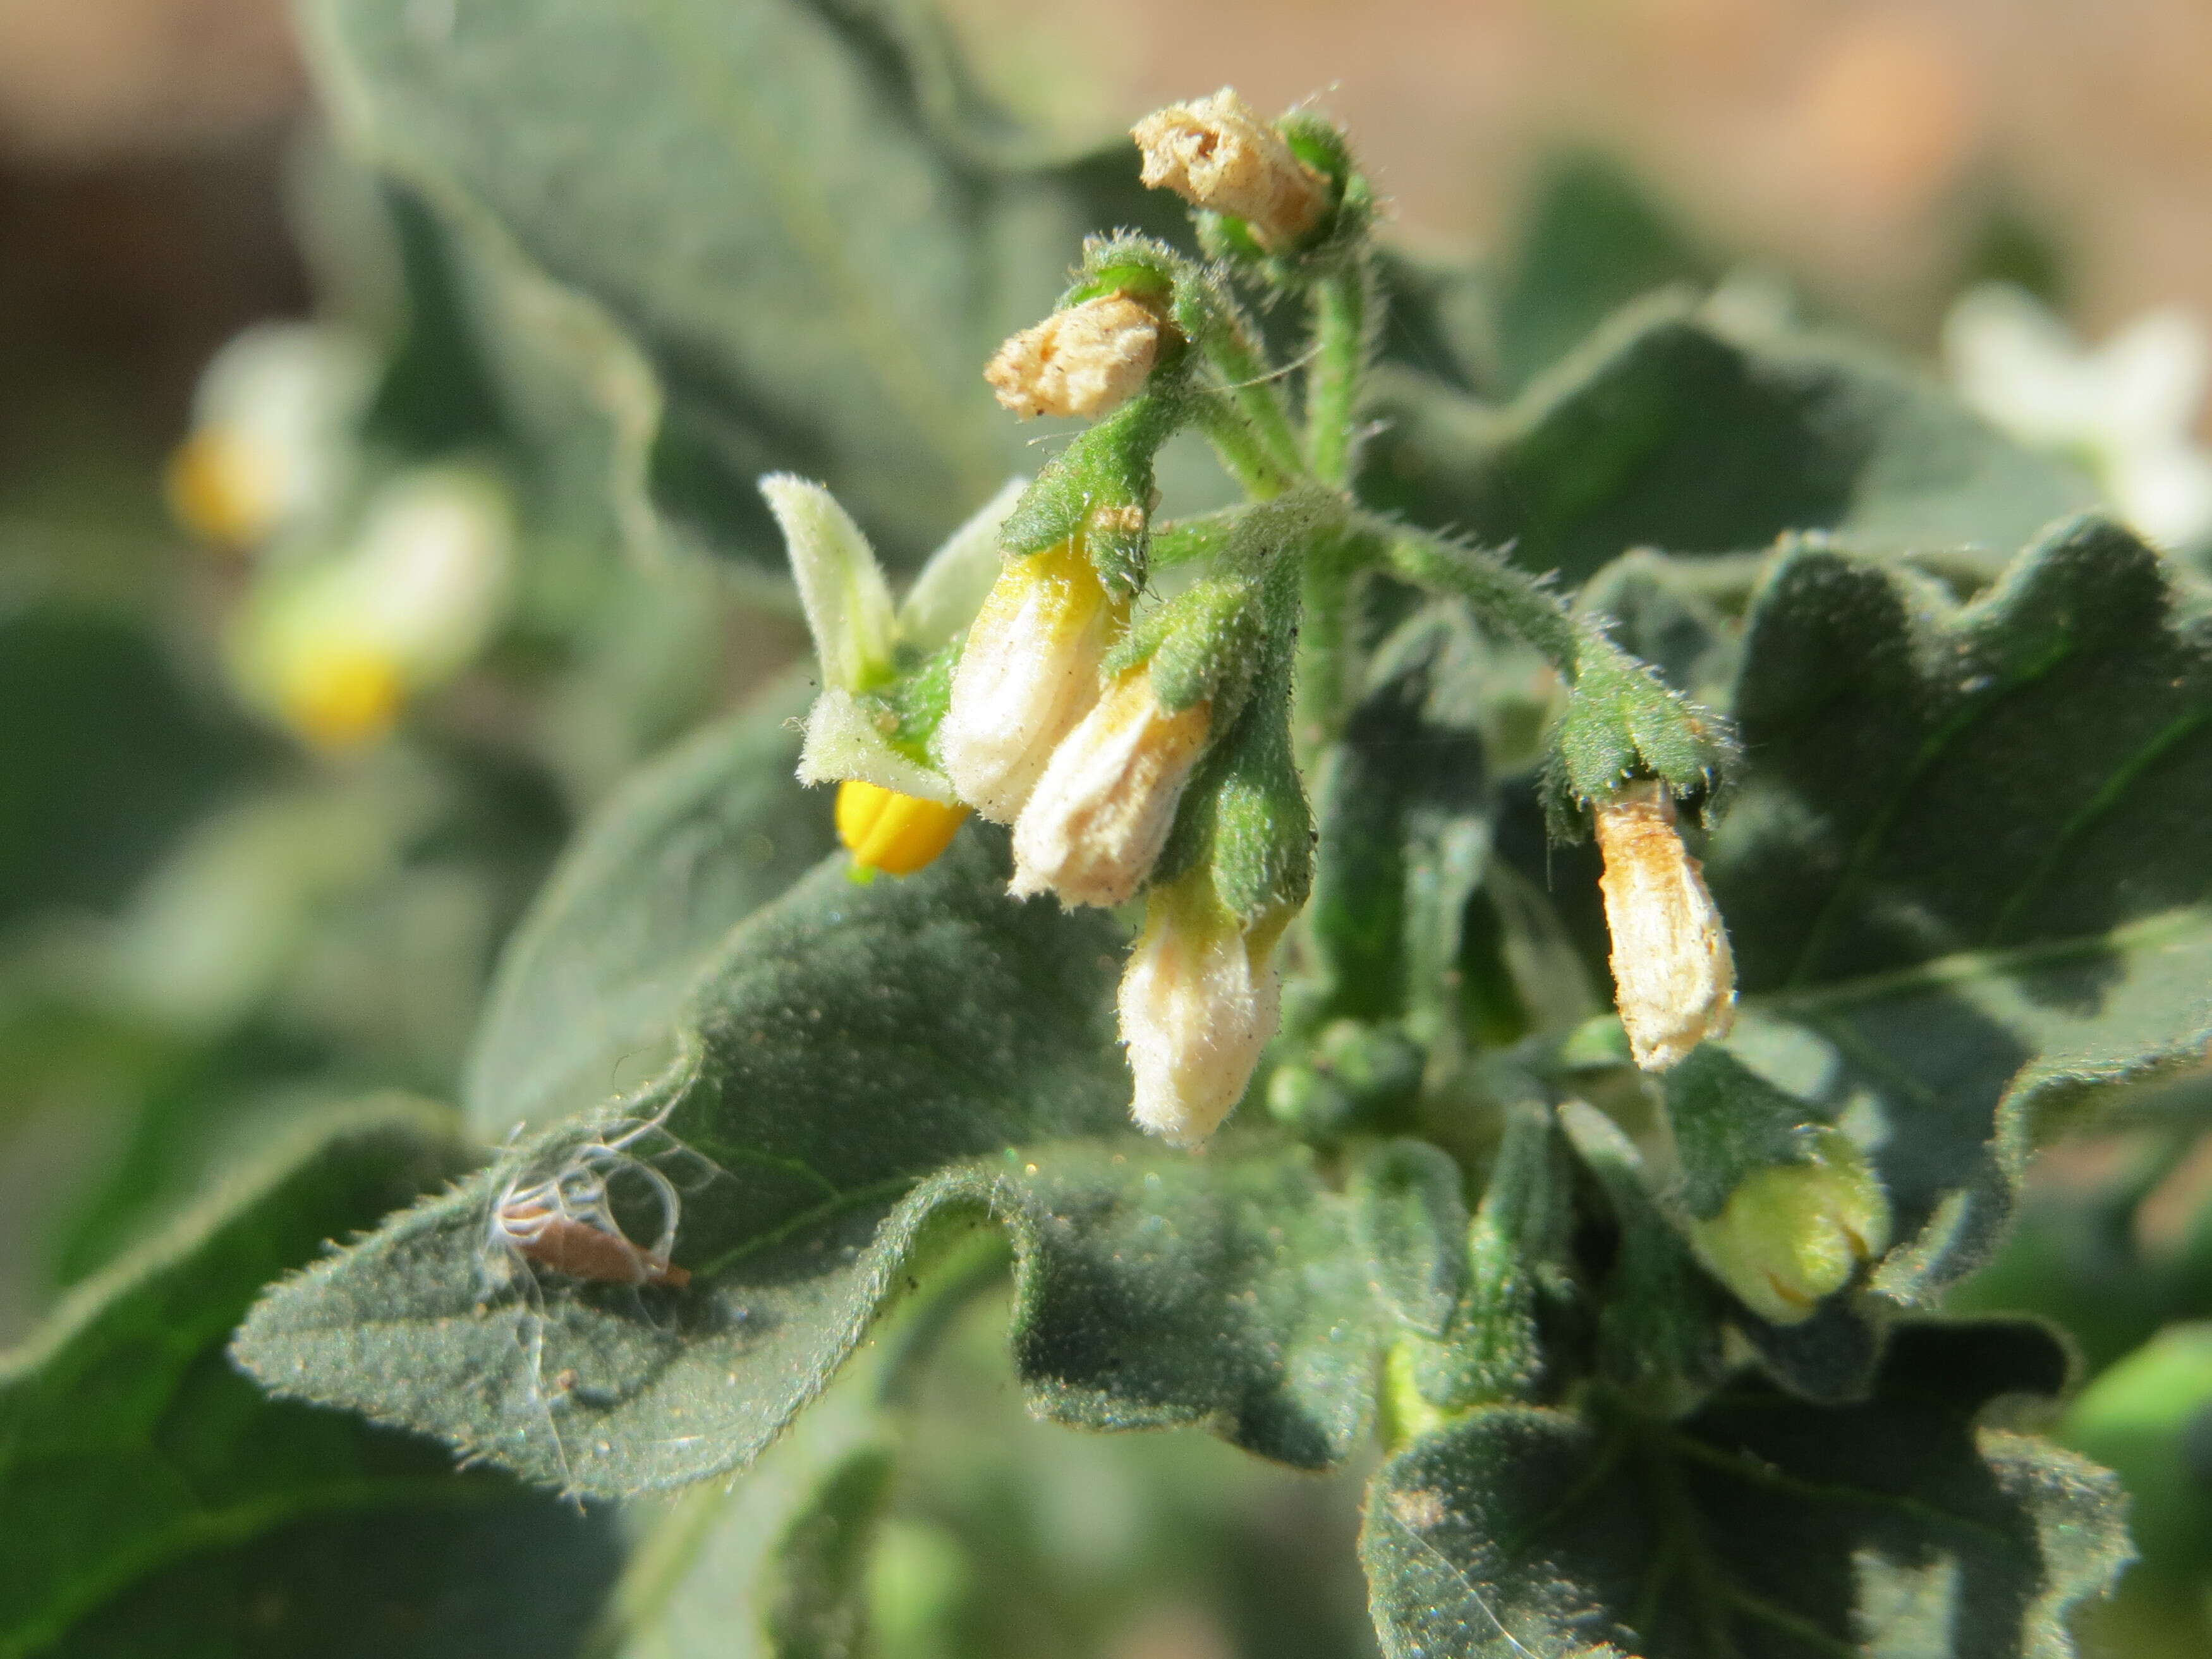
1382 525 1581 672
1189 389 1299 501
1306 257 1373 487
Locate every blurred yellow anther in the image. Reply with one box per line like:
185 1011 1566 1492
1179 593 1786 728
836 781 970 877
1131 88 1327 252
166 428 276 552
985 293 1161 422
279 649 406 753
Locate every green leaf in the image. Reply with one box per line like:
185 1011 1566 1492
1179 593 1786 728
0 604 268 932
299 0 1165 570
1361 298 2096 586
462 675 834 1138
1700 517 2212 1313
1492 152 1713 394
238 826 1397 1494
1306 605 1493 1039
1361 1321 2130 1659
236 827 1128 1497
1351 1138 1471 1339
0 1099 621 1658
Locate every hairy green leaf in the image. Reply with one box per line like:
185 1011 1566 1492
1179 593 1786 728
463 676 832 1138
238 824 1388 1495
1703 517 2212 1315
1361 1322 2129 1659
299 0 1169 569
1362 298 2095 586
0 1100 619 1658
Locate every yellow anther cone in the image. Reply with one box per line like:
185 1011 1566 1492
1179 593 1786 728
836 781 969 877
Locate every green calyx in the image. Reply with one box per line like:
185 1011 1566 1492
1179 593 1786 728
998 390 1182 596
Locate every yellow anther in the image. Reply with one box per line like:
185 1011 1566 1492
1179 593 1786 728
166 428 276 551
279 648 406 752
836 781 969 877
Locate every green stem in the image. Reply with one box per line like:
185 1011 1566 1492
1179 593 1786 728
1306 257 1373 486
1194 307 1307 487
1294 526 1368 764
1189 389 1298 501
1382 526 1581 672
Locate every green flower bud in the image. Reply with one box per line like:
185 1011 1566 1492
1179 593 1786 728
1687 1129 1892 1326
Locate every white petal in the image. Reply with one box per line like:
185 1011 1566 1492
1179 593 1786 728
899 477 1028 650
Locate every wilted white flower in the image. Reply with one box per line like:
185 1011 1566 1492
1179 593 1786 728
1131 88 1328 251
1010 667 1210 909
1119 878 1288 1146
1594 782 1735 1071
168 321 374 552
1944 283 2212 550
1688 1129 1892 1325
985 293 1162 422
229 466 515 749
939 537 1127 823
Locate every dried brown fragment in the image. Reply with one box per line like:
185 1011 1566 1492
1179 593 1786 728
1130 88 1328 250
985 292 1161 420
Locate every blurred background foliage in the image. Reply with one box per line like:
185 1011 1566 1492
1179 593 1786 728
4 2 2212 1655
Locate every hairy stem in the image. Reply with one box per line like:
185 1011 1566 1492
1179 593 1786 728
1306 257 1374 487
1383 526 1581 672
1195 309 1308 487
1189 389 1299 501
1294 527 1369 764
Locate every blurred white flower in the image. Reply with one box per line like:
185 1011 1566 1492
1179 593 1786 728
167 321 375 552
229 466 516 750
1944 283 2212 551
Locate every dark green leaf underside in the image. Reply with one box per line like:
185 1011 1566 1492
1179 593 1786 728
1362 1322 2128 1659
238 832 1387 1496
0 1102 619 1659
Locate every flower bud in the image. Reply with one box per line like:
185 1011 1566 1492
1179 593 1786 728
1687 1129 1892 1325
985 293 1162 422
1010 667 1211 908
1131 88 1328 252
1118 875 1289 1146
1593 781 1735 1071
938 538 1126 822
836 780 971 877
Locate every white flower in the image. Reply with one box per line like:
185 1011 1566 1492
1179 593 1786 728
939 536 1126 822
229 466 515 748
764 475 1026 805
1010 668 1210 908
1944 283 2212 550
985 293 1163 422
1594 782 1736 1072
1131 88 1327 252
168 321 374 552
1119 879 1287 1146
